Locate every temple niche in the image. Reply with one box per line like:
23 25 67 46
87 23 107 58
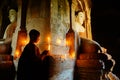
72 0 92 39
26 0 51 53
0 0 10 38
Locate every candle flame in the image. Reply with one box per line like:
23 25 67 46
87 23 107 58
66 40 71 46
14 50 20 59
56 39 61 45
48 37 50 42
70 51 75 59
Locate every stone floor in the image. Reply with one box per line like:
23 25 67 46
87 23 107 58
4 55 120 80
13 55 75 80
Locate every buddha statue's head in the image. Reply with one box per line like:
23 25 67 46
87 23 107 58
8 9 17 23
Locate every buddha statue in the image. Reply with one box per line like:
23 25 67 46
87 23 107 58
3 9 17 43
0 9 17 55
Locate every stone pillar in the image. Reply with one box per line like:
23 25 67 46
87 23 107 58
11 0 25 58
50 0 69 55
49 0 75 80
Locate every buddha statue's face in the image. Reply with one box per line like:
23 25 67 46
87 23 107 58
8 9 17 23
74 12 85 33
77 12 85 25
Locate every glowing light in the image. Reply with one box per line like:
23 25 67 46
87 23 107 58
66 39 71 46
48 37 50 50
66 40 69 46
64 54 67 59
48 44 50 50
56 39 61 45
70 51 76 59
21 39 28 46
14 49 20 59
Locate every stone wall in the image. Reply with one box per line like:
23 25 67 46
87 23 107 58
11 0 92 79
26 0 51 52
9 0 92 58
50 0 70 55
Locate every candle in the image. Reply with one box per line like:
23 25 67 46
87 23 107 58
64 54 67 60
48 37 50 50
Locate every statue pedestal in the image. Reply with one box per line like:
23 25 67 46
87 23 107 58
0 40 16 80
